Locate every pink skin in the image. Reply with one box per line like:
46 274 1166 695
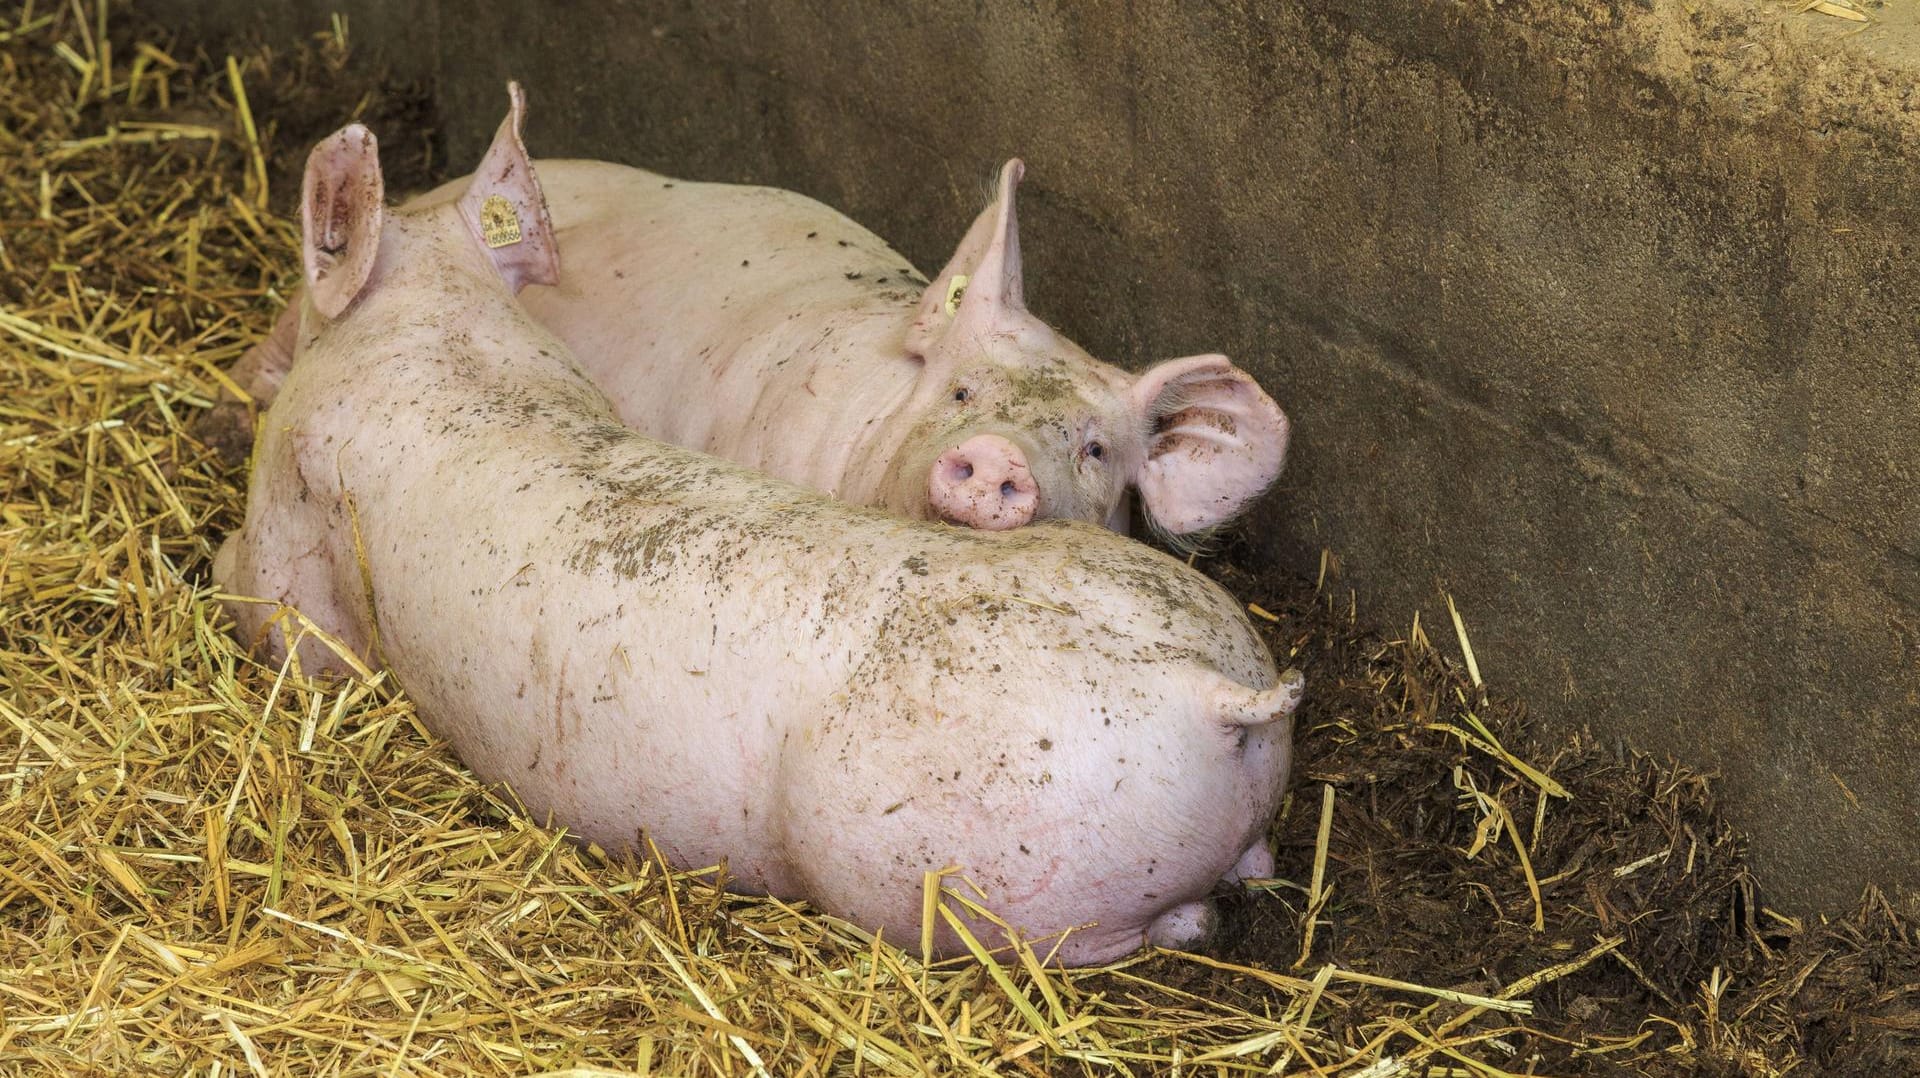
214 89 1304 966
227 159 1290 535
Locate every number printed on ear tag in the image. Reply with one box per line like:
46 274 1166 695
481 195 523 248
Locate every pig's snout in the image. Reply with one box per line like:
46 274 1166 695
929 435 1039 530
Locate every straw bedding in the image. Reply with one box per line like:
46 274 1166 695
2 4 1915 1074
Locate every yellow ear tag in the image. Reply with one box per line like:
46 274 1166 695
480 195 523 248
943 273 970 316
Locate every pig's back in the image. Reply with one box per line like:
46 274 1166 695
532 159 924 303
506 162 927 441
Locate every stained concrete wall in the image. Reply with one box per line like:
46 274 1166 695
161 0 1920 913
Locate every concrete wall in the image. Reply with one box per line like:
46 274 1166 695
162 0 1920 913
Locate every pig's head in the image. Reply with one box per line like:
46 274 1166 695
887 160 1289 537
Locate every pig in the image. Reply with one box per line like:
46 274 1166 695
221 154 1289 536
213 87 1302 966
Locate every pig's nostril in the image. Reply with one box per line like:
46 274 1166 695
1000 481 1017 498
957 463 974 481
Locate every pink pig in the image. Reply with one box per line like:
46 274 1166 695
230 155 1288 535
214 88 1302 966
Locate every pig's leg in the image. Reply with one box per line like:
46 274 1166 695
198 303 301 465
213 525 370 676
230 302 302 402
1146 899 1218 949
211 425 374 676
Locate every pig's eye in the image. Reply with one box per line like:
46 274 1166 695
953 388 970 403
1086 441 1105 461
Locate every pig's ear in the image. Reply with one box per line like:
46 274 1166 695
906 159 1027 358
1211 669 1306 727
1131 354 1290 534
455 81 559 293
301 124 385 320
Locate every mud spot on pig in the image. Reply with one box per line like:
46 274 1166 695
1005 364 1079 408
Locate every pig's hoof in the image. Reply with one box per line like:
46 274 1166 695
1224 840 1274 884
1146 899 1217 950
